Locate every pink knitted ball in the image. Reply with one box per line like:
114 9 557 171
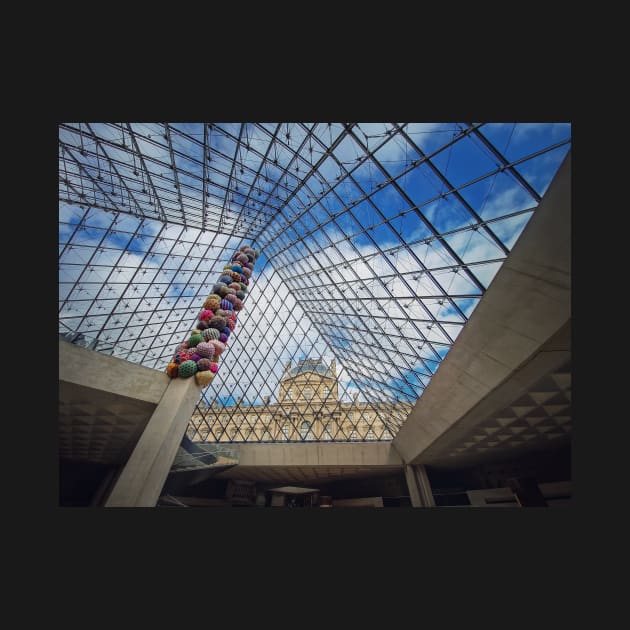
195 341 215 359
210 362 219 373
208 340 226 356
199 309 214 320
233 299 243 311
228 320 235 331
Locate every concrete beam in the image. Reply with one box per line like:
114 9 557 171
59 341 170 405
105 377 202 507
394 152 571 465
232 442 403 467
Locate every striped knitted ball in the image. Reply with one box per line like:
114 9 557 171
209 315 227 330
188 333 203 348
220 299 234 311
166 362 179 378
178 360 197 378
195 342 215 359
195 370 215 387
219 274 233 285
196 358 212 371
224 293 237 304
202 328 220 341
210 362 219 373
203 295 221 311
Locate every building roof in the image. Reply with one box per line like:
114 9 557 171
283 359 335 381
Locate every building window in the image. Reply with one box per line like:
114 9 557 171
286 388 293 400
281 424 290 439
323 386 330 398
303 387 313 400
349 430 359 441
301 421 312 440
366 429 376 440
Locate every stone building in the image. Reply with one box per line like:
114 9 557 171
187 358 411 442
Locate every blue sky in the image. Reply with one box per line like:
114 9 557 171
60 122 571 434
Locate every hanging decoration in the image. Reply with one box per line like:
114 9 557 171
165 244 259 387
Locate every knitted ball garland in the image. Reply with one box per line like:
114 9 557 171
196 358 212 371
195 341 215 359
178 360 198 378
166 362 179 378
220 299 233 310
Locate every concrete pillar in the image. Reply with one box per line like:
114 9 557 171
105 377 202 507
404 464 436 507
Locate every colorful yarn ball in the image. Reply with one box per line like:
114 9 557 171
208 340 226 356
224 293 237 304
189 353 201 362
188 333 203 347
178 360 198 378
236 290 245 300
231 264 243 274
196 358 212 371
166 362 179 378
241 275 248 284
202 328 220 341
220 299 234 310
241 245 255 254
244 261 254 270
173 351 191 364
221 326 231 336
212 281 227 292
210 362 219 373
233 300 243 312
238 282 247 291
217 285 230 297
219 333 228 343
195 342 215 359
199 309 214 320
219 274 233 285
203 295 221 311
195 370 215 387
216 309 231 318
197 319 210 330
242 267 252 278
174 343 188 353
228 320 236 331
209 315 227 330
224 287 237 296
229 282 241 291
236 253 249 264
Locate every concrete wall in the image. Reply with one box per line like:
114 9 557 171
394 152 571 465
